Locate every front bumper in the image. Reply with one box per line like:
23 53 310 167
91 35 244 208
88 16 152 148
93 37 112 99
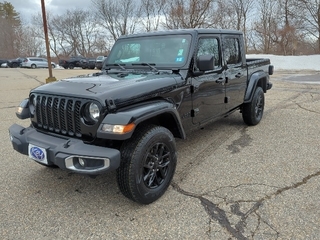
9 124 121 175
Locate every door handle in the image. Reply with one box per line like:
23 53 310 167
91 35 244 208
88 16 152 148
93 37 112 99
216 78 225 84
235 73 243 78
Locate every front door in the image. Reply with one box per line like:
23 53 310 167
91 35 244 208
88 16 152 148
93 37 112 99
191 36 226 126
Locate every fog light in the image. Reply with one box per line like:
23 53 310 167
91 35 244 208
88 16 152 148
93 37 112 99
79 158 86 167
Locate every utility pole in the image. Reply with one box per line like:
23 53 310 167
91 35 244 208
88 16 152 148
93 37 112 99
41 0 56 83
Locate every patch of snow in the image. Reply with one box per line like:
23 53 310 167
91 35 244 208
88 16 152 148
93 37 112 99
247 54 320 71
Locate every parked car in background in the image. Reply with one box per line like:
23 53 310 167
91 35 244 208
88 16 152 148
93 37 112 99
95 55 107 70
21 57 56 69
83 58 96 69
0 59 8 68
59 56 87 69
7 57 24 68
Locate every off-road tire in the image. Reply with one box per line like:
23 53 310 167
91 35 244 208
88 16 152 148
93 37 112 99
242 86 265 125
116 125 177 204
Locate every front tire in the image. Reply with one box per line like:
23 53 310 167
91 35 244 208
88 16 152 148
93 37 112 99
116 125 177 204
242 86 265 125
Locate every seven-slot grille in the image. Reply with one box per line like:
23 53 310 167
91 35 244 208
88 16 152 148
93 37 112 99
33 94 83 137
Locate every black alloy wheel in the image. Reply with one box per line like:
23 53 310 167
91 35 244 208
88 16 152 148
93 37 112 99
242 86 265 125
117 125 177 204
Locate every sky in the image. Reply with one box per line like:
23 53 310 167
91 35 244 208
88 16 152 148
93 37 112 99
7 0 93 22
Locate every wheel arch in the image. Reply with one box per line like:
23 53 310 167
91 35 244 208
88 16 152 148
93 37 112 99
244 71 269 103
97 100 186 140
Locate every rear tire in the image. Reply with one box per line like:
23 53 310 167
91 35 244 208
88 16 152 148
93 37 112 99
31 64 36 69
116 125 177 204
69 64 74 69
242 87 265 126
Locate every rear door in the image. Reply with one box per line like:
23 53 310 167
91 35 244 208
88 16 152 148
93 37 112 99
222 35 247 110
191 35 226 126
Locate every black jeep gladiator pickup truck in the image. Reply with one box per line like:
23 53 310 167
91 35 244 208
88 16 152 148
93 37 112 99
9 29 273 204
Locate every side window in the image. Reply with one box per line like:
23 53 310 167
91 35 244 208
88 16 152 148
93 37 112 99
196 38 220 67
223 38 241 65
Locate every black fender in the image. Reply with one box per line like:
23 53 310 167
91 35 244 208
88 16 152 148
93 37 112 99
244 71 269 103
97 100 186 140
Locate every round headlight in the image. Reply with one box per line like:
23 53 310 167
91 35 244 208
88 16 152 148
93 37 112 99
89 102 100 120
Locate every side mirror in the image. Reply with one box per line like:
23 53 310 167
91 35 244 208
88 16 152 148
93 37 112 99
196 54 215 72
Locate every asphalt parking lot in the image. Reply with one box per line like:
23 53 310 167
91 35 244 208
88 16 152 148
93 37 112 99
0 68 319 239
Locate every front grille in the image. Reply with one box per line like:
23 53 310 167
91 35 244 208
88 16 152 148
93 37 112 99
33 94 83 137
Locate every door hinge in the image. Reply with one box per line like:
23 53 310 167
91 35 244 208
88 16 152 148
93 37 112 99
190 85 195 93
191 109 195 117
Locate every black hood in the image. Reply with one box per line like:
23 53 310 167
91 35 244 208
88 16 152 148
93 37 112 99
31 72 181 108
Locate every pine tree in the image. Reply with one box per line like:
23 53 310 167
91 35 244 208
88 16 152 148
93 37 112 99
0 1 22 58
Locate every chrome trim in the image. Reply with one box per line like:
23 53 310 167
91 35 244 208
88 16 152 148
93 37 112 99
65 155 110 173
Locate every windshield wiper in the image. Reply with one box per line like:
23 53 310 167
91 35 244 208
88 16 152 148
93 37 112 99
105 63 126 70
132 63 159 73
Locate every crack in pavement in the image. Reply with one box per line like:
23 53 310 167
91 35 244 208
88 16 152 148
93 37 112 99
16 69 44 85
171 170 320 239
294 102 320 114
0 106 16 109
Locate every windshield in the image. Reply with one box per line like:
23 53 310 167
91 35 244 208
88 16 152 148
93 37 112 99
106 34 192 68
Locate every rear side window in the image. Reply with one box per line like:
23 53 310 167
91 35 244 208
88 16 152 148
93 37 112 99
223 38 241 65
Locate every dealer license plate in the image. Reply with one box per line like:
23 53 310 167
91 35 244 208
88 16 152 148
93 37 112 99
28 144 48 165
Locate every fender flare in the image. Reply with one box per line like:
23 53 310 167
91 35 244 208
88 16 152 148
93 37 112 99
244 71 269 103
97 100 186 140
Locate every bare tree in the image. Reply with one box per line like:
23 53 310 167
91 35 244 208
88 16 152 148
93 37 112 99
252 0 278 53
32 10 102 58
92 0 141 41
209 0 238 30
163 0 215 29
140 0 166 31
270 0 304 55
15 26 44 56
229 0 255 51
295 0 320 53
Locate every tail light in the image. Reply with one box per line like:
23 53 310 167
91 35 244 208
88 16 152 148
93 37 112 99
23 59 28 62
